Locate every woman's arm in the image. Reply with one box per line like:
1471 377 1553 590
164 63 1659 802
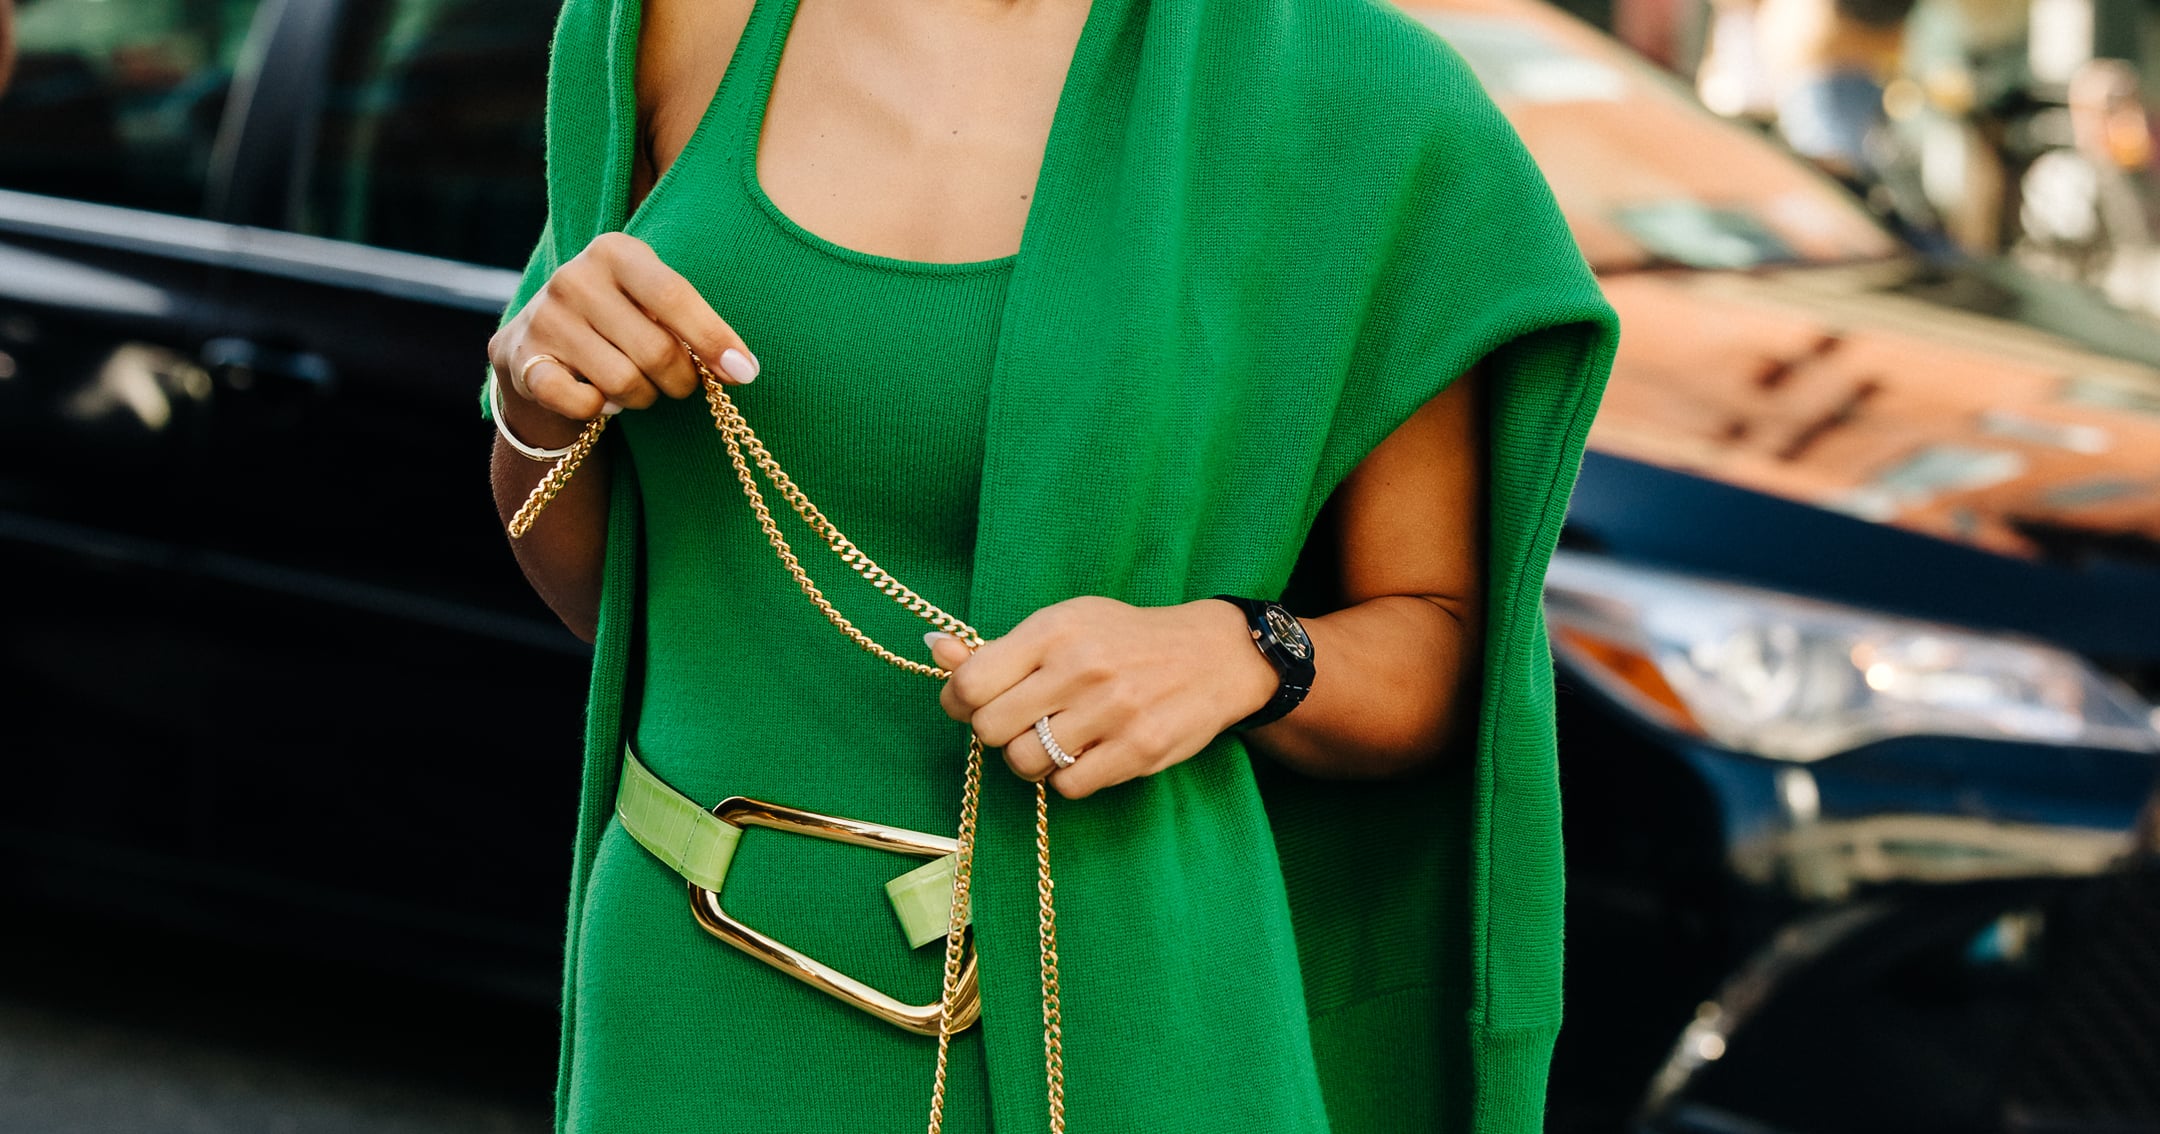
488 386 613 644
487 229 761 643
1239 356 1489 778
490 5 768 643
928 358 1489 795
490 83 665 644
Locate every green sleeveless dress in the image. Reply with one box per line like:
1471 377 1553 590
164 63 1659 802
567 0 1012 1127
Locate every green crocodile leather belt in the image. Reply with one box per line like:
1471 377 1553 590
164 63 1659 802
613 741 980 1035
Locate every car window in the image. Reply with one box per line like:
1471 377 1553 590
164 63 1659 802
0 0 266 215
1412 5 1906 272
297 0 551 269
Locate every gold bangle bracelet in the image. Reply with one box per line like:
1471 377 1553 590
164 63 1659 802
489 371 578 461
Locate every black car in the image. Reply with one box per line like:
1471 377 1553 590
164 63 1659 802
3 0 2157 1129
0 0 583 999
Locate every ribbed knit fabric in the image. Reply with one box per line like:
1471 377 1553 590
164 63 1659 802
485 0 1623 1131
507 0 1014 1127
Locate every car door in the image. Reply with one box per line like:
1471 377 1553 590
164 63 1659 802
179 0 588 987
1 0 587 991
0 0 271 904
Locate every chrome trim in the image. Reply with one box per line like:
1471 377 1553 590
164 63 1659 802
0 189 520 312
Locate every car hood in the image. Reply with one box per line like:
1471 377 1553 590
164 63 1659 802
1588 258 2160 574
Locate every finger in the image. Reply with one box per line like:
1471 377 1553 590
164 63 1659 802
1047 737 1142 800
492 326 566 407
966 664 1069 749
1009 704 1114 783
1002 715 1058 782
580 269 705 401
539 269 668 410
931 633 979 724
524 308 653 413
519 355 608 420
940 631 1049 720
596 231 761 387
927 632 973 672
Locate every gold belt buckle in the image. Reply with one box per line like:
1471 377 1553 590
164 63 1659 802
687 796 980 1037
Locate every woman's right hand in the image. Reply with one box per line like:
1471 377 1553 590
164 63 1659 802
487 230 761 427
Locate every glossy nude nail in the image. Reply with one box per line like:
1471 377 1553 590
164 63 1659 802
720 348 759 384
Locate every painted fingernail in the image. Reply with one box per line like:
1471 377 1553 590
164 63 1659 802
600 400 623 416
720 348 759 384
925 631 953 653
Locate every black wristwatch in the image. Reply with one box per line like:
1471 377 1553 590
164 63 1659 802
1209 595 1316 731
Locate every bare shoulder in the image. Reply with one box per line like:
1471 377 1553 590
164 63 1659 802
633 0 756 139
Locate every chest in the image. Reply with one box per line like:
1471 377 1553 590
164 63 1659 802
632 0 1087 265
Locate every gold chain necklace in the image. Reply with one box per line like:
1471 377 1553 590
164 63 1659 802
507 343 1066 1134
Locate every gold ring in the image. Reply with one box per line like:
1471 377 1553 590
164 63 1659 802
515 352 566 401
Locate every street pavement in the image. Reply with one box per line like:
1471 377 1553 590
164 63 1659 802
0 903 552 1133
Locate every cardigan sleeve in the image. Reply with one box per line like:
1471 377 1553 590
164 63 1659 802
1267 25 1623 1133
478 212 560 423
1313 33 1619 509
1339 26 1622 1023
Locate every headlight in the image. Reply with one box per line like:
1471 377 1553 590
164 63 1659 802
1542 551 2159 762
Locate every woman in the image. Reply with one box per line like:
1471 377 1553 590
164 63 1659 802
481 0 1620 1131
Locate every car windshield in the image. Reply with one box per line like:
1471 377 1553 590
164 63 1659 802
1412 6 1908 273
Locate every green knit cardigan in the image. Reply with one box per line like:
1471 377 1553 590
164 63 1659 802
486 0 1621 1129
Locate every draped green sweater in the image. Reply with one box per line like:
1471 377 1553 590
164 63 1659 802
485 0 1621 1129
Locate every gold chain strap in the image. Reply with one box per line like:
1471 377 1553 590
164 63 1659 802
505 345 1066 1134
507 415 609 540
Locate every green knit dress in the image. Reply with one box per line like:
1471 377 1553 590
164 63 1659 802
495 0 1625 1128
567 0 1011 1126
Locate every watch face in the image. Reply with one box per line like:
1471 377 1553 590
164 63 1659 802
1264 606 1311 660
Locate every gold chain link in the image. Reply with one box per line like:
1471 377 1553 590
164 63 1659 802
507 414 609 540
505 343 1067 1134
1036 778 1068 1128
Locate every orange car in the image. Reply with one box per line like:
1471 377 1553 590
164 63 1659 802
1419 0 2158 559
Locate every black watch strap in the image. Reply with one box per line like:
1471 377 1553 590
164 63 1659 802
1210 594 1316 731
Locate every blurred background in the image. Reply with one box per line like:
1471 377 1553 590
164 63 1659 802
0 0 2156 1130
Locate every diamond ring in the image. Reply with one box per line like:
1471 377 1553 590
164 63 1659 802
1035 715 1077 770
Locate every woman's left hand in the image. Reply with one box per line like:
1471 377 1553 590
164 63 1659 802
929 596 1277 799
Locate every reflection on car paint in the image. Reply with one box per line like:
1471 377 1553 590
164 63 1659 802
1612 201 1802 270
1588 268 2160 561
60 341 210 433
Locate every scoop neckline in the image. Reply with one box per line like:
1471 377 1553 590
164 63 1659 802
738 0 1019 276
